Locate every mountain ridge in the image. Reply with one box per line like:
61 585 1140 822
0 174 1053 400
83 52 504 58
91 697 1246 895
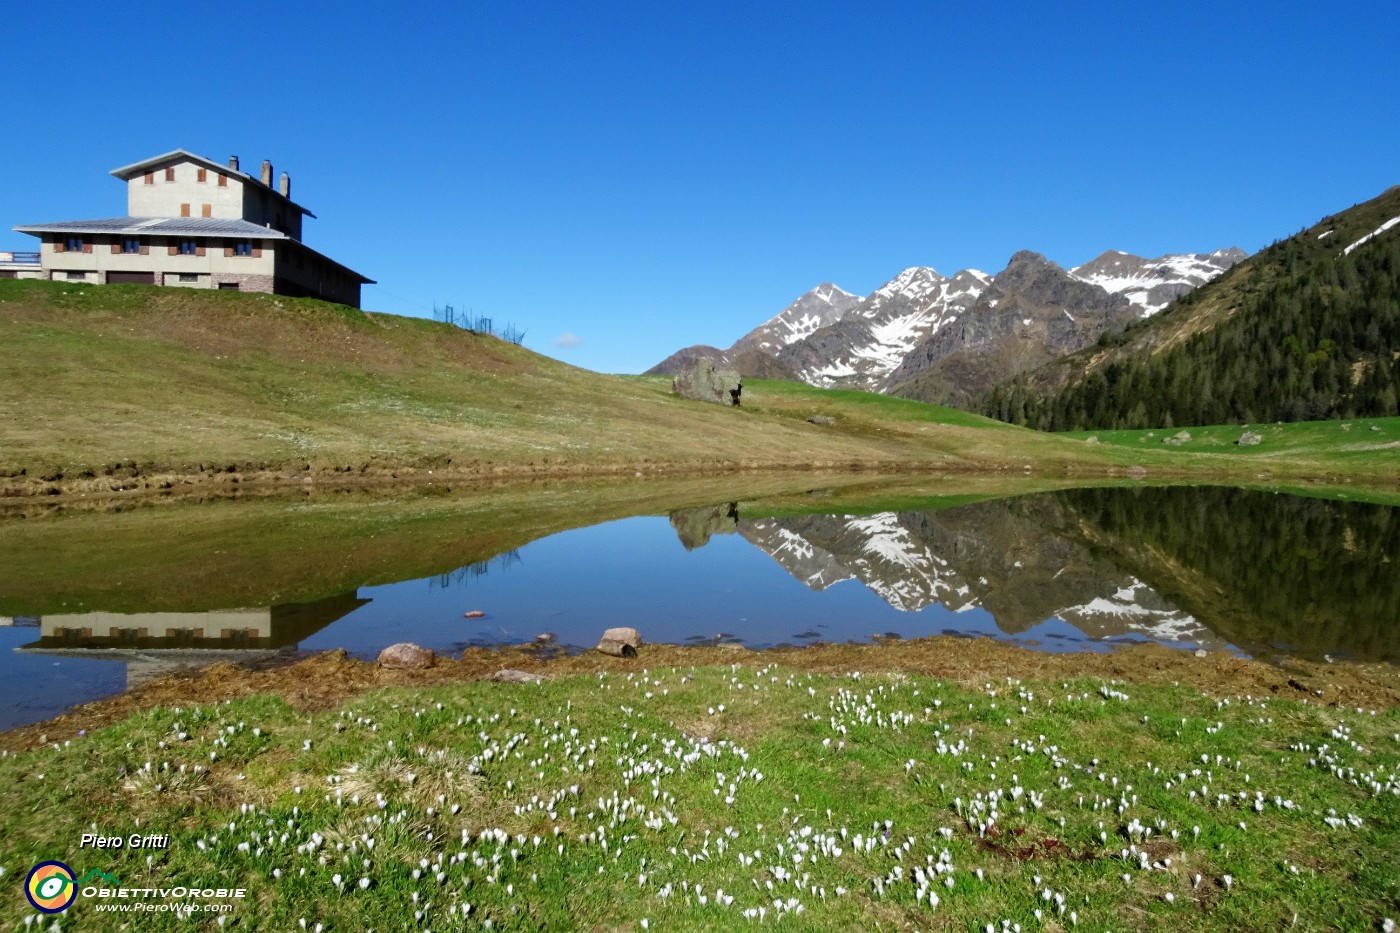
981 185 1400 429
647 245 1243 409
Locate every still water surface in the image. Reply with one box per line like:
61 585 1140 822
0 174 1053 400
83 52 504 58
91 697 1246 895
4 484 1396 729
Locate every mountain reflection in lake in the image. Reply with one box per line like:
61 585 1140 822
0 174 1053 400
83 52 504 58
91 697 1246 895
3 485 1397 729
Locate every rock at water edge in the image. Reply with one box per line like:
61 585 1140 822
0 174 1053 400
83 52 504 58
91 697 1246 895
597 626 642 657
378 642 435 669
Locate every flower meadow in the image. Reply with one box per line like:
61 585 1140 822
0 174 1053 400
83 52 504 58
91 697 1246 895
1 662 1397 931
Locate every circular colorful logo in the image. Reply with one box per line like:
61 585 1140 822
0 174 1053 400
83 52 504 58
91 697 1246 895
25 861 77 913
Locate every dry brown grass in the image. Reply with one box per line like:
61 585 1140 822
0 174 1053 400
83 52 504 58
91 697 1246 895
5 637 1397 753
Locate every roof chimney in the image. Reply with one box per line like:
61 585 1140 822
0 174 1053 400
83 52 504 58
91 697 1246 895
228 155 240 172
260 160 273 186
279 172 291 199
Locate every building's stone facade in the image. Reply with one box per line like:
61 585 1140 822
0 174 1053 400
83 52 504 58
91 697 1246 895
14 150 371 306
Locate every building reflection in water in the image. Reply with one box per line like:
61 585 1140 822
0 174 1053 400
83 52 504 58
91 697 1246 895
14 592 369 689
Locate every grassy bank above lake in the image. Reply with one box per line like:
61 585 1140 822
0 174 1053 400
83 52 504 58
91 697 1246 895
1 643 1396 931
3 280 1396 499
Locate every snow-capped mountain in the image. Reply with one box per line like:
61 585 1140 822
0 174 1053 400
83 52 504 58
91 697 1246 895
729 283 862 356
645 246 1245 403
774 268 991 389
879 251 1140 405
645 283 860 378
1069 248 1247 315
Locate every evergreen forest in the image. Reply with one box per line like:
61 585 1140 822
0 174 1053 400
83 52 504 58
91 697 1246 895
982 230 1400 430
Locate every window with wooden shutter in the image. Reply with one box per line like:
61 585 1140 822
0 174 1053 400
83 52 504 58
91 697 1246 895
180 203 191 218
168 243 179 256
111 242 122 255
54 238 65 253
201 204 212 218
144 172 154 186
217 173 227 188
252 244 262 258
197 168 207 183
165 167 176 182
83 242 92 254
195 243 206 257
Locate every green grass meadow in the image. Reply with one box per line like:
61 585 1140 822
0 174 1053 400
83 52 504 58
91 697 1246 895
3 664 1396 931
1063 416 1400 465
4 279 1398 496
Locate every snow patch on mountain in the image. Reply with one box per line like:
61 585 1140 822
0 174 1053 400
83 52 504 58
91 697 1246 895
729 282 864 356
785 267 993 389
1069 248 1245 316
868 267 945 307
1343 216 1400 256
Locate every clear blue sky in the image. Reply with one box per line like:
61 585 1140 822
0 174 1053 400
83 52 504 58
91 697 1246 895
4 2 1398 374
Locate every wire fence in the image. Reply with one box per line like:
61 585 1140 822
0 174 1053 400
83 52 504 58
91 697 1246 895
432 303 528 345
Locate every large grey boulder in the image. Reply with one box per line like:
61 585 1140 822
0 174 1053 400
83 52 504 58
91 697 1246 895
1236 431 1263 446
673 359 742 406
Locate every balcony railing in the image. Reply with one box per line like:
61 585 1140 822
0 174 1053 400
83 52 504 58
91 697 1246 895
0 251 40 265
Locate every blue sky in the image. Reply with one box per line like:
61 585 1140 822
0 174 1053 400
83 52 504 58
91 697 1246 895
4 2 1398 374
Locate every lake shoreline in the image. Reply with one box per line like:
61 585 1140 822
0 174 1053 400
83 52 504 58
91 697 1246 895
4 452 1398 507
5 635 1398 752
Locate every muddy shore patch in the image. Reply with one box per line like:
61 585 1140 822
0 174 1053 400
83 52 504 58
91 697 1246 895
4 637 1397 753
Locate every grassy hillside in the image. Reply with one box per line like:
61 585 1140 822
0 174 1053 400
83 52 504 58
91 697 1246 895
0 279 1091 491
984 184 1400 430
2 279 1397 497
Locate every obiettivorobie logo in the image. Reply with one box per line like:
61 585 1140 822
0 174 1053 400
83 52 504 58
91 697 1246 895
24 862 119 913
23 860 246 917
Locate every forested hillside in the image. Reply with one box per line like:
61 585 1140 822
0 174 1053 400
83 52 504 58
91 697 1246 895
983 188 1400 430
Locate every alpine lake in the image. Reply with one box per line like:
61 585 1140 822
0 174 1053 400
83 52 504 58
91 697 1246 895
2 473 1397 731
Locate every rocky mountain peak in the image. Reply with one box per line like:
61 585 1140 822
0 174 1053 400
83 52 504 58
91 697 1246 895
647 241 1242 399
1069 248 1247 315
869 266 946 305
1003 249 1055 269
726 282 864 358
809 283 857 305
990 251 1116 311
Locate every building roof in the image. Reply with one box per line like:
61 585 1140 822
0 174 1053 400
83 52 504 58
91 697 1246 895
282 238 377 284
109 149 316 217
14 217 292 238
13 217 375 284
